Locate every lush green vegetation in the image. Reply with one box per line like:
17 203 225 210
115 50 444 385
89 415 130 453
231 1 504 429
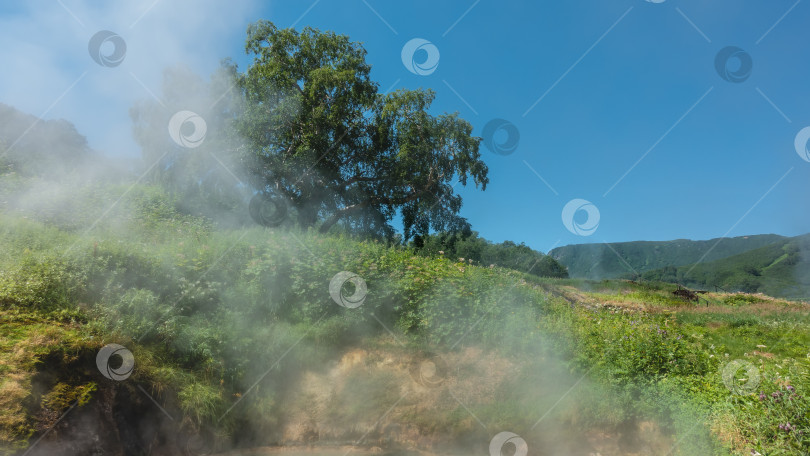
637 235 810 299
131 21 488 241
409 230 568 279
2 20 809 456
1 180 809 455
550 235 786 279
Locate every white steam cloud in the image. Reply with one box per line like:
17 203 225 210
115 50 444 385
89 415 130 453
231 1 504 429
0 0 259 157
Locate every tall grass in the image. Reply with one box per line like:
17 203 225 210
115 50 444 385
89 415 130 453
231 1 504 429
1 183 808 454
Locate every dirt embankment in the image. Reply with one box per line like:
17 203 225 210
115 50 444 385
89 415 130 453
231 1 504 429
17 345 673 456
15 347 190 456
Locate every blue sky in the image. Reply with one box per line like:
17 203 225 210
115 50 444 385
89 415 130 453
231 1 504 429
1 0 809 252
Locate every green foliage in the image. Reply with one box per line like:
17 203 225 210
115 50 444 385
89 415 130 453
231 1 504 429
722 293 767 306
129 65 249 226
551 234 786 280
1 181 808 454
639 235 810 299
0 254 86 313
234 21 488 239
714 362 810 454
410 231 568 278
178 381 222 423
539 306 715 384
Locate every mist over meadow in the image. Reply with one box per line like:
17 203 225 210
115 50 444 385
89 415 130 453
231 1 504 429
1 2 809 456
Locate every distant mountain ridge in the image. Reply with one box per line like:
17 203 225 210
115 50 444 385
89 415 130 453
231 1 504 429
636 234 810 299
549 234 787 279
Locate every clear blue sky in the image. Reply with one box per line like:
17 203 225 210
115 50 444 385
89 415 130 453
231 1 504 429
1 0 809 252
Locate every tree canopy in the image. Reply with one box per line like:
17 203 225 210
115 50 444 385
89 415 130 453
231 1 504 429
129 65 247 225
234 20 488 239
410 231 569 279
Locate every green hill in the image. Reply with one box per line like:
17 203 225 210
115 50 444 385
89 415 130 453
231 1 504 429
549 234 786 279
410 231 569 279
4 191 810 455
1 177 809 455
2 108 809 454
637 234 810 299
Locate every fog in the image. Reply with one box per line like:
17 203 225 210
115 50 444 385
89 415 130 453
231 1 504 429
1 93 682 454
0 0 258 157
0 3 727 456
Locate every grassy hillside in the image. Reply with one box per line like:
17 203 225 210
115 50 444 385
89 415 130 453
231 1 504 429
1 181 809 455
549 235 787 279
410 231 569 279
637 234 810 299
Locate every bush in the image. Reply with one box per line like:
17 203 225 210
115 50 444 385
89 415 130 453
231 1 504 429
0 255 85 313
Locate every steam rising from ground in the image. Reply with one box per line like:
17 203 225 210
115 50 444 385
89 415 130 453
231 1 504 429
0 101 692 456
0 0 258 157
0 3 712 455
0 0 267 233
0 111 694 454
